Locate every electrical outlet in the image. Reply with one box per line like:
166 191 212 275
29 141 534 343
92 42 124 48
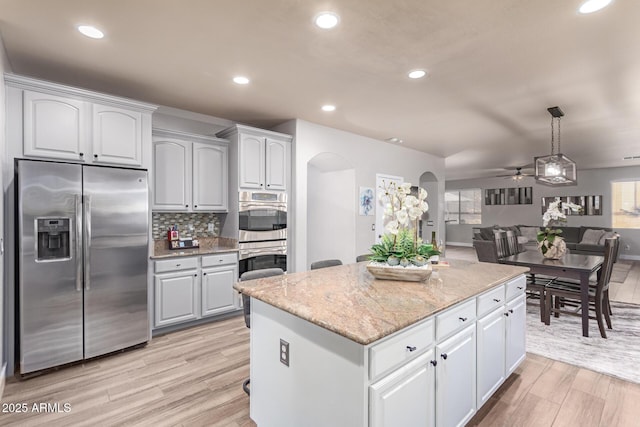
280 339 289 367
208 223 214 233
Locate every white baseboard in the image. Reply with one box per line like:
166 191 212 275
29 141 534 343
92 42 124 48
446 241 473 247
0 363 6 400
619 254 640 261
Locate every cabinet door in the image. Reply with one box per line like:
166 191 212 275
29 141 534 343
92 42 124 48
201 265 238 317
239 133 265 189
370 350 435 427
265 137 287 191
435 324 476 427
154 271 198 327
152 139 191 211
23 90 87 161
505 294 526 375
476 307 506 408
193 142 228 211
92 104 142 166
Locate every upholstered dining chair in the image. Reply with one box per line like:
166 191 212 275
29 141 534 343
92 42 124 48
544 238 617 338
239 267 285 395
356 254 370 262
310 259 343 270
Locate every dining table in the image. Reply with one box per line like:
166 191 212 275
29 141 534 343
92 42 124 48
499 251 605 337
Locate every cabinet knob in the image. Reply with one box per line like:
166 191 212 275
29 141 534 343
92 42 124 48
493 298 501 302
185 204 189 207
458 317 467 322
194 274 197 277
203 273 207 276
406 345 417 352
504 312 510 317
79 152 84 157
194 205 198 208
94 154 98 158
517 286 524 290
267 184 271 187
176 264 181 267
430 360 437 367
509 309 514 314
260 184 263 187
441 353 448 360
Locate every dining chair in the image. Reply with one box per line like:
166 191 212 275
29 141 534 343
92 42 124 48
544 238 616 338
310 259 343 270
239 267 285 395
473 239 500 263
356 254 370 262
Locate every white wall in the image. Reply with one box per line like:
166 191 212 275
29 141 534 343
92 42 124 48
0 33 12 386
285 119 446 272
446 166 640 258
307 164 356 267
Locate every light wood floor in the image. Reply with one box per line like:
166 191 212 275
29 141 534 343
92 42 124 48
445 245 640 304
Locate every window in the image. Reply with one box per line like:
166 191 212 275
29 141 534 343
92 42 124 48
445 189 482 225
612 181 640 228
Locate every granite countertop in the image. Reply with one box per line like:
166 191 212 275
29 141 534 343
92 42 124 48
151 237 238 259
234 260 529 345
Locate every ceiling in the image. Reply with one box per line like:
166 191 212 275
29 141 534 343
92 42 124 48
1 0 639 180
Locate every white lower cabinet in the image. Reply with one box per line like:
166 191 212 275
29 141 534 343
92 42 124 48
201 265 239 317
476 307 506 407
154 270 198 327
505 294 527 375
369 350 435 427
153 253 239 329
435 325 477 427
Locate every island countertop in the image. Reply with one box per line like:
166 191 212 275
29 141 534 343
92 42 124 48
234 260 529 345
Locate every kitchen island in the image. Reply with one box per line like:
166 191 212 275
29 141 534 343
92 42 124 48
234 260 529 427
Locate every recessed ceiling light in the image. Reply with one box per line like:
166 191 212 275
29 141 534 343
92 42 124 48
408 69 427 79
314 12 340 29
385 137 403 144
77 25 104 39
321 105 336 112
233 76 250 85
579 0 613 14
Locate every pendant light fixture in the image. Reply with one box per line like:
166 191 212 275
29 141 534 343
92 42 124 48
534 106 577 186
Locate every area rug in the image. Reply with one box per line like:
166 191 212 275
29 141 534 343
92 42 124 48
526 300 640 384
610 261 633 283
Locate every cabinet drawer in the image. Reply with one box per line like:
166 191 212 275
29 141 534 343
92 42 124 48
477 285 505 318
436 299 476 341
505 275 526 301
202 252 238 267
369 318 434 381
155 257 198 273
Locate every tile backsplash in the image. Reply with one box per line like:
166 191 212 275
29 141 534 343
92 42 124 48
152 212 222 240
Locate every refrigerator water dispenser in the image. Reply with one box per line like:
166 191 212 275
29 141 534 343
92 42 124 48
36 218 71 261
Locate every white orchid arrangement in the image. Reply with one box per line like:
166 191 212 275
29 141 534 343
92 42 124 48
542 198 582 227
538 198 582 256
382 182 429 235
368 181 438 267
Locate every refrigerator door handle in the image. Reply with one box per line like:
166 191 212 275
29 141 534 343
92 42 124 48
84 195 92 291
75 194 83 292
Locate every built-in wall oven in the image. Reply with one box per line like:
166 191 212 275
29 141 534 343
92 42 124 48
238 191 288 276
239 191 287 242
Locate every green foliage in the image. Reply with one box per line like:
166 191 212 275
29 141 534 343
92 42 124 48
368 230 440 264
537 228 564 255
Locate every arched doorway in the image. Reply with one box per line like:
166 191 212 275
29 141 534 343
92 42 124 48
306 153 356 268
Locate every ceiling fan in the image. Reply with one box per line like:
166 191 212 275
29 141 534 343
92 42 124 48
495 165 534 181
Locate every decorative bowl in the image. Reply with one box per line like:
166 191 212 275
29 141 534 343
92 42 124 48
366 262 432 282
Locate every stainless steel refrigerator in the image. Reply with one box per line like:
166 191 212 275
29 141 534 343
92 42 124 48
17 159 149 374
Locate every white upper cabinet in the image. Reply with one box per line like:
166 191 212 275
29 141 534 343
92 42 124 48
217 125 292 192
92 104 142 166
265 137 287 191
239 134 265 189
193 142 228 211
153 139 191 211
23 90 87 161
152 129 229 212
8 74 156 167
